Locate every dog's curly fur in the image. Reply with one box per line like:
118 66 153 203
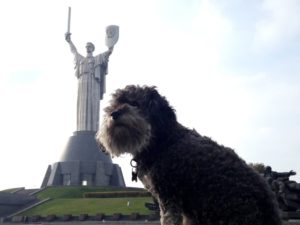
97 85 282 225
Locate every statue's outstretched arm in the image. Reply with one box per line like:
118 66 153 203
65 32 78 56
102 47 114 64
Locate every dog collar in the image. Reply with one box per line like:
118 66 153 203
130 158 138 168
130 159 138 182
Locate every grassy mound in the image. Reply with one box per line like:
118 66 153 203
20 186 153 216
36 186 144 199
20 198 151 216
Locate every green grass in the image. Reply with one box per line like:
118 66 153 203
17 186 153 216
36 186 145 199
20 197 152 216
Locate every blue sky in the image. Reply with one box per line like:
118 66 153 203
0 0 299 190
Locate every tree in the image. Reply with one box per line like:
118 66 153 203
248 162 266 174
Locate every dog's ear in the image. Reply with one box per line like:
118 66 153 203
146 88 176 127
148 99 161 119
147 88 161 113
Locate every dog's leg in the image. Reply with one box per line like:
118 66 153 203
159 204 183 225
141 174 183 225
182 214 194 225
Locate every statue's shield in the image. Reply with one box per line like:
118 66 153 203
105 25 119 48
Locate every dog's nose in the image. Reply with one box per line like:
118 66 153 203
111 110 122 120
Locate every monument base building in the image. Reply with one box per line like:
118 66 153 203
41 131 125 187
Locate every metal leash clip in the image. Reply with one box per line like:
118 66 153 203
130 159 138 182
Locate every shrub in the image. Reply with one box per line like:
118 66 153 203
83 191 151 198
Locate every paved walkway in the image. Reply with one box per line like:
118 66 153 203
1 222 160 225
2 220 300 225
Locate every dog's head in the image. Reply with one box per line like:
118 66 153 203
96 85 176 157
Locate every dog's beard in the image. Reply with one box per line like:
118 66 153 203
97 112 151 157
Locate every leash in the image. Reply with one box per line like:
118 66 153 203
130 158 138 182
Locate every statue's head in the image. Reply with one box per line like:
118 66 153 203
86 42 95 53
265 166 272 174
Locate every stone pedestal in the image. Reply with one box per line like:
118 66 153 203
41 131 125 187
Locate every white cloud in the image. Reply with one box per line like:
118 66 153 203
191 0 233 67
253 0 300 52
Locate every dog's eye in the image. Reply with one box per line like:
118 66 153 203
129 101 139 107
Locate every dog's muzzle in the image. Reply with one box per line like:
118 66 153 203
95 137 109 155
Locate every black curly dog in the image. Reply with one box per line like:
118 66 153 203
97 85 282 225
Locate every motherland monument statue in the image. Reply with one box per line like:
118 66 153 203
65 22 119 131
41 7 125 187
